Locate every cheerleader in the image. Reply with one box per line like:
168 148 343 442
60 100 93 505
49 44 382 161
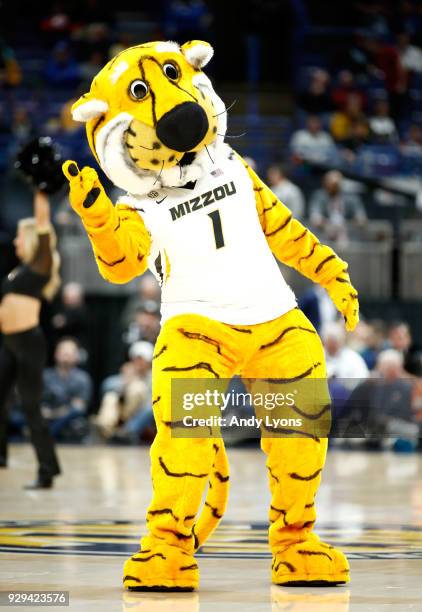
0 189 61 488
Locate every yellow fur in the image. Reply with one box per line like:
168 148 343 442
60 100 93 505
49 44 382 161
119 310 349 590
62 161 150 283
62 39 358 591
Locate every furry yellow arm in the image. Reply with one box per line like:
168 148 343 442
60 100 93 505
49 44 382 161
243 160 359 331
62 161 151 283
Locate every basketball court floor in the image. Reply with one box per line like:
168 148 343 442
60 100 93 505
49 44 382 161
1 444 422 611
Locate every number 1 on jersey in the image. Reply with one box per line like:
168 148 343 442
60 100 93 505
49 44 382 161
208 210 225 249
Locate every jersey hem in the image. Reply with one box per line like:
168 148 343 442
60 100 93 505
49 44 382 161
160 298 298 326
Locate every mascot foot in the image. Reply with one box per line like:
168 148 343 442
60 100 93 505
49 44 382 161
123 544 199 591
272 540 350 586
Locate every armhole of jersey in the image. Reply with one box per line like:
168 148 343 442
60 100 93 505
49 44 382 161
154 252 164 285
233 154 265 224
147 240 169 287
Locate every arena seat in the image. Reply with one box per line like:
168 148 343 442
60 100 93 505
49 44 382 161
59 234 137 295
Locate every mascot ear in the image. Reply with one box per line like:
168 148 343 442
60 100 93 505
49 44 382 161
181 40 214 69
71 95 109 123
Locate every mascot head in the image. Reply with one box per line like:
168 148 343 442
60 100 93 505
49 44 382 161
72 40 227 195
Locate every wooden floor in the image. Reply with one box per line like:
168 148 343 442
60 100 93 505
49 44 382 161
1 444 422 611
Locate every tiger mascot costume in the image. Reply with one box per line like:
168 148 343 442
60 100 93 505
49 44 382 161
62 40 358 591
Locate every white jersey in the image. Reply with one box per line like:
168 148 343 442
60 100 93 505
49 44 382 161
122 153 297 325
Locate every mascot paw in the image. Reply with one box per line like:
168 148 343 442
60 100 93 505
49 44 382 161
272 540 350 586
123 544 199 591
62 160 105 215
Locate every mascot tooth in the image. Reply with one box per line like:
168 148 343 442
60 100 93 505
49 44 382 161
62 40 358 591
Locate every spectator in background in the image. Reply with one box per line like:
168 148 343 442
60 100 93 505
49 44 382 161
266 164 305 219
368 99 398 144
359 319 388 370
42 338 92 441
40 2 73 41
59 96 81 133
397 32 422 74
290 115 335 165
401 124 422 156
343 349 419 451
388 321 422 376
243 156 257 171
339 120 370 158
109 33 133 59
120 274 161 330
331 70 367 112
309 170 367 243
298 285 338 333
124 302 161 347
335 33 374 79
80 50 104 83
0 38 21 88
330 93 368 144
367 38 407 105
322 322 369 390
94 341 153 441
75 23 110 64
11 108 34 142
44 42 80 88
52 282 89 352
298 68 333 114
352 3 391 38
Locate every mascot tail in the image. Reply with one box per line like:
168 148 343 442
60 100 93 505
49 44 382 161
193 439 229 551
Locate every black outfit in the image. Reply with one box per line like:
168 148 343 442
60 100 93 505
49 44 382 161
1 233 52 298
0 232 60 479
297 92 333 114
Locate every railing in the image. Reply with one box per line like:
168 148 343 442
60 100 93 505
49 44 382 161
59 221 398 299
282 241 393 300
58 234 138 295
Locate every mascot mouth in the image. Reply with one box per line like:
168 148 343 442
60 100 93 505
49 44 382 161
124 122 198 172
179 152 197 166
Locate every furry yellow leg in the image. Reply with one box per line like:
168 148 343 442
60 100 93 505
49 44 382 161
123 308 349 590
123 314 235 591
265 438 349 585
123 544 199 591
241 308 350 586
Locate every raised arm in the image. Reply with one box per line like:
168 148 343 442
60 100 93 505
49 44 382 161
30 190 53 275
242 159 359 331
62 162 151 284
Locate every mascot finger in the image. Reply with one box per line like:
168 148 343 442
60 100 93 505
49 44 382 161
62 162 102 212
344 298 359 332
62 160 80 182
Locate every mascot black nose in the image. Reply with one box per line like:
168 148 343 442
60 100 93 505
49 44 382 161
156 102 208 152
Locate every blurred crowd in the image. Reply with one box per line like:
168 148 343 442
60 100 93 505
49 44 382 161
289 2 422 179
266 164 369 245
323 319 422 452
0 1 421 181
0 1 214 155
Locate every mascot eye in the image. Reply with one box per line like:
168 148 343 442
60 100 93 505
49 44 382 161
129 80 148 100
163 63 179 81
